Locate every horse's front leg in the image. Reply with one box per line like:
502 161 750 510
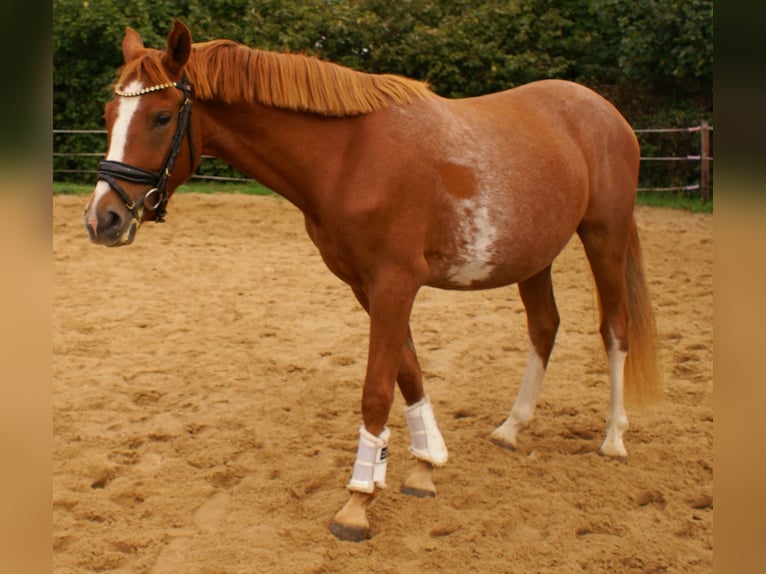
329 272 417 541
398 331 448 498
347 293 448 499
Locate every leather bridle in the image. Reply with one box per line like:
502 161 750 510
96 75 195 223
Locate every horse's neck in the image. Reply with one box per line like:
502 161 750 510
198 100 356 217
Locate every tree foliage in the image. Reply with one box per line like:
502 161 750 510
53 0 712 185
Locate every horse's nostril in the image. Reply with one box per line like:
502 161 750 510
105 210 122 230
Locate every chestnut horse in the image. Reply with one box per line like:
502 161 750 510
84 21 661 541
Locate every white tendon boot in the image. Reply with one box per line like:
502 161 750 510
347 426 391 493
404 396 448 466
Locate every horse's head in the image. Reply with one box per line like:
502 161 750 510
84 21 198 246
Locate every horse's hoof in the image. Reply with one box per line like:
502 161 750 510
490 436 518 451
401 484 436 498
599 451 629 464
402 460 437 497
329 521 370 542
599 438 628 462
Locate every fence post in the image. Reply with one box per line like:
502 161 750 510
700 121 711 201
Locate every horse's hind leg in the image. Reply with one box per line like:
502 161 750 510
491 266 559 449
577 220 631 459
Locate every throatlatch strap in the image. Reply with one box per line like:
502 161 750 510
347 426 391 494
404 396 449 466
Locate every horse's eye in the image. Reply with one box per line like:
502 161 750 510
154 112 172 127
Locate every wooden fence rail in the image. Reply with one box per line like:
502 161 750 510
634 122 713 200
53 123 713 198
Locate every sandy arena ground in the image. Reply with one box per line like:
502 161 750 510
53 193 712 573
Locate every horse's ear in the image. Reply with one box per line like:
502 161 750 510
163 20 192 75
122 27 144 63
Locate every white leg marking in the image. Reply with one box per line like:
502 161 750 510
600 335 629 458
491 343 546 448
90 81 143 215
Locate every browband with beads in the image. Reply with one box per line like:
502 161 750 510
114 82 179 97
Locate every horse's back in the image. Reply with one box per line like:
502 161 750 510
446 79 640 228
456 79 638 171
465 80 640 214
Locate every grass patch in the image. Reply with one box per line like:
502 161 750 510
53 181 712 213
636 191 712 214
54 182 96 195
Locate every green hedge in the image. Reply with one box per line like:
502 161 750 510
54 0 713 191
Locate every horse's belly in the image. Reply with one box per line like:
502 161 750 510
423 196 579 291
425 253 549 291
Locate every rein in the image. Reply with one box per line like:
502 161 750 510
97 75 195 223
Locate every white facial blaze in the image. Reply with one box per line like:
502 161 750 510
90 81 144 215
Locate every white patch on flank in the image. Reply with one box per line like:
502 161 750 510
90 81 144 214
431 106 505 287
447 198 500 286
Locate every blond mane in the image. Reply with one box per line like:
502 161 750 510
116 39 435 116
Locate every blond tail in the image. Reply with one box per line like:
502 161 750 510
624 217 663 405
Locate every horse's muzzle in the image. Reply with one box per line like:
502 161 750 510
83 203 140 247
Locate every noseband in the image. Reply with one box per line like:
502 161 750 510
96 76 195 223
